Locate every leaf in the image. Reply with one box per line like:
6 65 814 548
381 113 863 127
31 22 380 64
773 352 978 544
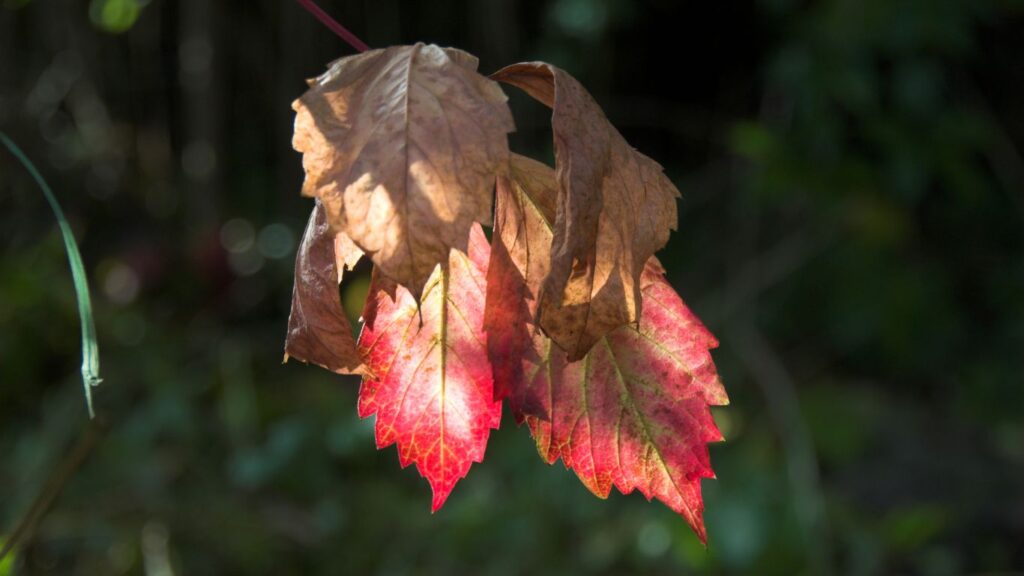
491 62 680 361
484 154 558 418
333 224 364 278
357 224 501 511
284 201 366 376
0 131 102 417
483 157 726 540
531 262 727 543
293 43 515 301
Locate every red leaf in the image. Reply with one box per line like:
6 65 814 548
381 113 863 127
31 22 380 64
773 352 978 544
528 262 728 543
484 157 727 541
357 224 501 511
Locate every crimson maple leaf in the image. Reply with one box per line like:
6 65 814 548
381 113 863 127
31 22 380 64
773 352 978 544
525 261 727 543
485 155 727 541
357 224 501 511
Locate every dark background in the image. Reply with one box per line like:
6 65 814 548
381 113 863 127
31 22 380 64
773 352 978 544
2 0 1023 574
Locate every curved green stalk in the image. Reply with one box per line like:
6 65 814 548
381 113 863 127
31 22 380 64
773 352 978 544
1 132 102 418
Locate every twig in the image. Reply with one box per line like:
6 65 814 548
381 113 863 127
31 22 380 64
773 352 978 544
0 419 106 562
293 0 370 53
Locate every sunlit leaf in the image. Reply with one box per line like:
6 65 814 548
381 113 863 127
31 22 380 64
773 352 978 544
293 44 514 301
484 155 725 541
492 62 679 360
357 225 500 510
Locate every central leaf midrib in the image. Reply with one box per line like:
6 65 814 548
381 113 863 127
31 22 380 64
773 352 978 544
438 264 450 482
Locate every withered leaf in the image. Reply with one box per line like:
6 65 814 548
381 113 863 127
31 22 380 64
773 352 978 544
492 62 679 360
333 226 363 277
293 43 515 301
284 201 366 375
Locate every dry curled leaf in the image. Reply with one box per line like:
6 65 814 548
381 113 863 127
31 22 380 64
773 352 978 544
492 62 679 361
284 201 365 375
293 43 515 300
357 224 500 511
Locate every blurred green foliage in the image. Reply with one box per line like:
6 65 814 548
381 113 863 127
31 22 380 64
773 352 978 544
0 539 12 576
88 0 146 35
1 0 1022 574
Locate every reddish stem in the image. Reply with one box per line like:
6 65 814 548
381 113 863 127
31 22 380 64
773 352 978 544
294 0 370 53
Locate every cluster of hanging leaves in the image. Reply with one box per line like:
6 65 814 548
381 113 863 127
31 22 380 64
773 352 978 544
285 43 728 542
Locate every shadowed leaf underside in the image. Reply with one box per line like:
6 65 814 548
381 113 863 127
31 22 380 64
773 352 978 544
285 201 365 375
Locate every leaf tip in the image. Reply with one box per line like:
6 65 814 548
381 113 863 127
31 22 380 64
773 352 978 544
430 486 453 513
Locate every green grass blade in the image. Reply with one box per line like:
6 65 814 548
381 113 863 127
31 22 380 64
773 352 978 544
1 132 102 418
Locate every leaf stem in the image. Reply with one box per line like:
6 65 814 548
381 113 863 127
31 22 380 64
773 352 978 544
0 132 103 418
293 0 370 53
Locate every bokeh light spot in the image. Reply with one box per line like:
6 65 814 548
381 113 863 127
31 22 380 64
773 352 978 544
182 140 216 180
100 260 141 305
637 520 671 558
220 218 255 254
257 223 295 259
89 0 144 34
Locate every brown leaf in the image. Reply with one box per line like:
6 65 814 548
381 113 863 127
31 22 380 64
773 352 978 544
491 62 679 360
284 201 366 376
333 228 363 276
292 43 515 300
